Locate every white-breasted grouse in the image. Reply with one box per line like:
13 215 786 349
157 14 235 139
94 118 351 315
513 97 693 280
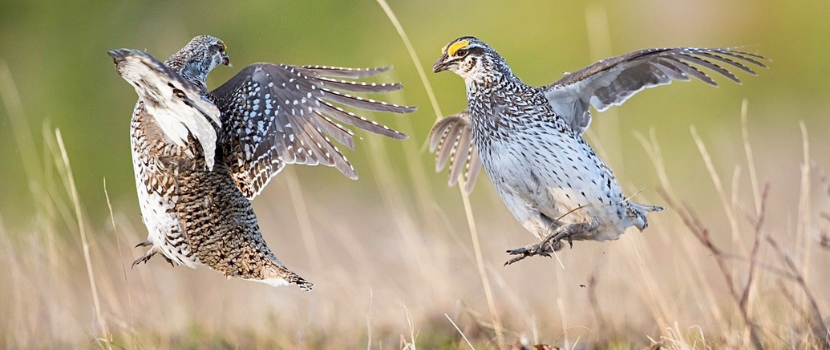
430 36 765 265
109 35 415 290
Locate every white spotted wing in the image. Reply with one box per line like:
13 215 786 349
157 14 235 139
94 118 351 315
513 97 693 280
210 64 416 199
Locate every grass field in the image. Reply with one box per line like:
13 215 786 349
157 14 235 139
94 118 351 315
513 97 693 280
1 1 829 349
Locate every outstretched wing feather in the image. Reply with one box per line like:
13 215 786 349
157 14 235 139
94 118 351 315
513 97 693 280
210 63 415 199
544 47 768 134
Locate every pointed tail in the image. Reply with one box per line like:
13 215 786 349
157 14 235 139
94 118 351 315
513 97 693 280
260 262 314 291
628 202 665 231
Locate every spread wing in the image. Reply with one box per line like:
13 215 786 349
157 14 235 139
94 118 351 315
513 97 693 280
430 47 768 192
108 49 221 169
427 110 481 194
210 63 416 199
544 47 768 134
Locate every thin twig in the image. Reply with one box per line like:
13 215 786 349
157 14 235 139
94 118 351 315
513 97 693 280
717 253 798 280
766 235 829 349
690 125 746 255
740 184 769 310
739 184 769 347
657 183 766 350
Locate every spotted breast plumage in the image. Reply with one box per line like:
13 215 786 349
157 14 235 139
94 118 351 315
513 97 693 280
109 35 416 290
429 36 766 265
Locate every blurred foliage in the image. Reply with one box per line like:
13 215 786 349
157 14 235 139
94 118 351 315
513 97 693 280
0 0 828 228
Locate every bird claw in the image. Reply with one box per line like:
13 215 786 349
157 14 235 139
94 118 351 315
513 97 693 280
131 253 154 269
504 223 585 266
131 248 176 268
504 241 556 266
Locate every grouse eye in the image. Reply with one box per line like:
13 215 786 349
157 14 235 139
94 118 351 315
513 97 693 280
216 42 226 52
455 49 468 57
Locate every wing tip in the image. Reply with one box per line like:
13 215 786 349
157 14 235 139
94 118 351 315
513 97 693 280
107 49 125 62
391 131 409 140
399 105 418 114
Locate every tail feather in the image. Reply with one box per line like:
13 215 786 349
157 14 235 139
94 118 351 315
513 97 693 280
258 262 314 291
631 202 665 213
628 202 665 231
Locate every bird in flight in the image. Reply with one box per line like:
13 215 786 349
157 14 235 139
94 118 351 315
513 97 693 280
429 36 766 265
109 35 416 290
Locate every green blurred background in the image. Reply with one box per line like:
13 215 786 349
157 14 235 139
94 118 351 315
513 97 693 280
0 0 828 229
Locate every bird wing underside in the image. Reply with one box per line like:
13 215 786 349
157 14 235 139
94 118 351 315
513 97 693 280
109 48 222 169
427 110 481 194
544 47 768 134
209 63 416 199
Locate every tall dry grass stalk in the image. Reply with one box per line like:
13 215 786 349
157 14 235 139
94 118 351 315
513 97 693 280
0 61 42 185
56 129 111 347
375 1 507 349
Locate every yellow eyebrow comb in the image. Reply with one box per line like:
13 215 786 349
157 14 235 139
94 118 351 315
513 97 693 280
447 41 470 56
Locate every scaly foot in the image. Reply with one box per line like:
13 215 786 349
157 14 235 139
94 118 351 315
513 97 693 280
504 222 594 266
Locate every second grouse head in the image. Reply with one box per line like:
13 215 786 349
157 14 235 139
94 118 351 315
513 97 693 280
432 36 513 86
166 35 231 82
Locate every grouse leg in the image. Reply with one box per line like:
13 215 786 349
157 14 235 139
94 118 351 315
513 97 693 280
504 221 596 266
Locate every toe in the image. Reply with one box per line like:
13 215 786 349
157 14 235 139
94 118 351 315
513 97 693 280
506 246 531 255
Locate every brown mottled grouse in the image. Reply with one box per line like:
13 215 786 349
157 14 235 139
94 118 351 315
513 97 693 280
109 35 415 290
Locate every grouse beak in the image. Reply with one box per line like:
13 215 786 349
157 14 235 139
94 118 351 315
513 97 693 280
432 54 450 73
107 49 126 65
221 54 232 67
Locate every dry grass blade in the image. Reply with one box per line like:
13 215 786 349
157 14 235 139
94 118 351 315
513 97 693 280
374 0 442 120
816 166 830 250
741 99 762 215
103 178 137 348
459 188 508 349
366 289 374 350
690 125 746 255
376 1 507 349
55 129 111 348
657 179 767 350
739 184 769 311
400 303 418 350
765 235 829 349
633 128 676 202
446 313 476 350
0 62 42 185
797 121 813 280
